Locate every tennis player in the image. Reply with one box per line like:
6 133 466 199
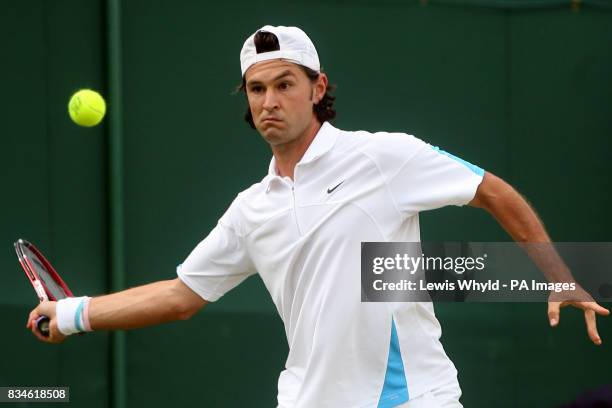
27 25 609 408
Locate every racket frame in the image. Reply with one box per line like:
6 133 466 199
14 239 73 301
14 239 74 337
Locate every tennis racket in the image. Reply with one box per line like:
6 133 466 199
14 239 73 337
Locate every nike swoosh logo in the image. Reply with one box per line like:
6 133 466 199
327 180 345 194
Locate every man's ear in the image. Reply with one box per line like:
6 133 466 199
314 73 328 104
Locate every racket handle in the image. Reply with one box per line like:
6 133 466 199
36 315 50 337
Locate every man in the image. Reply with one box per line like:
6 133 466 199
28 25 609 408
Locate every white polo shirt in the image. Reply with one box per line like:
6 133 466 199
178 122 484 408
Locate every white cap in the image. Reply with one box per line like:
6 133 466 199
240 25 320 77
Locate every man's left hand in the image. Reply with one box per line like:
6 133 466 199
548 289 610 345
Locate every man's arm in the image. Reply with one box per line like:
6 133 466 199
468 172 549 242
27 278 208 344
468 171 609 345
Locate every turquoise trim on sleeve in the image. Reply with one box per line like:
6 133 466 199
431 146 484 177
377 319 409 408
74 298 85 332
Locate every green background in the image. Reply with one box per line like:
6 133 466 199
1 0 611 407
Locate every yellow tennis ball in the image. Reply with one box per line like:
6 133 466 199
68 89 106 127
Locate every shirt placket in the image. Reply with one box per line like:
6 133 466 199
288 166 302 236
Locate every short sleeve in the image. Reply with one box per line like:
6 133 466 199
177 198 256 302
365 132 484 218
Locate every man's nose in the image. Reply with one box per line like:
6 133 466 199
262 89 279 111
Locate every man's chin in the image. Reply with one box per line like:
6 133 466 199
258 127 286 144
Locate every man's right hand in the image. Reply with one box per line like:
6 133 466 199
27 301 67 344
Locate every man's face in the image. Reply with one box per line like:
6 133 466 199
244 60 324 146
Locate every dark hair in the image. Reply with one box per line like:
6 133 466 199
236 30 337 129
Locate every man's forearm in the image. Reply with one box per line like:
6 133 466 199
89 278 204 331
470 172 577 286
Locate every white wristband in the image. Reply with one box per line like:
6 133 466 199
56 296 91 335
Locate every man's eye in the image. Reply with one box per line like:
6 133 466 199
279 82 291 90
250 86 263 93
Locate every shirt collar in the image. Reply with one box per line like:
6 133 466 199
266 121 338 183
